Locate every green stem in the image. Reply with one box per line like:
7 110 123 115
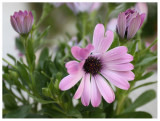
116 94 127 115
2 58 17 69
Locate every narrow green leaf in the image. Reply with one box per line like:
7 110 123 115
123 90 156 113
7 54 16 63
138 71 154 81
28 94 55 104
131 81 157 92
135 56 157 67
38 47 49 69
115 111 152 118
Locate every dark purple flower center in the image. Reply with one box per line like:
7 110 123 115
83 56 102 76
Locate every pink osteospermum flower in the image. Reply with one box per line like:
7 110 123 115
59 24 135 107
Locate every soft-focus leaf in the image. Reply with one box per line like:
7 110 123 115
15 37 25 54
89 109 106 118
5 105 31 118
123 90 156 113
67 108 82 118
135 56 157 67
115 111 152 118
131 81 157 92
138 71 154 81
38 48 49 69
3 94 18 110
28 94 55 104
26 38 36 70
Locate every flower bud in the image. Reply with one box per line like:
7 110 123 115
117 9 146 40
10 10 34 34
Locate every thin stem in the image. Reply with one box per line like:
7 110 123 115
2 58 17 69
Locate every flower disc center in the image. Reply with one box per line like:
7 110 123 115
83 56 102 76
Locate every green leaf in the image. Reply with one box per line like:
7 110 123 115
123 90 156 113
128 40 138 55
28 94 55 104
7 54 16 63
115 111 152 118
37 3 53 27
131 81 157 92
135 56 157 67
67 108 82 118
26 38 36 70
138 71 154 81
3 94 18 110
89 109 106 118
15 37 25 54
16 61 30 86
109 34 120 50
5 105 31 118
38 47 49 69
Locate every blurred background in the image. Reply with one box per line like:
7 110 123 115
2 2 157 117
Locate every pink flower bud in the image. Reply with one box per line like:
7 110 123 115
10 10 34 34
117 9 146 40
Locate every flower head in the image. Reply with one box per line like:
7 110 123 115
135 2 148 18
10 10 34 34
117 9 146 40
59 24 135 107
66 3 101 14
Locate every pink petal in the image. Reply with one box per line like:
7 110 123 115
74 75 85 99
107 18 117 32
105 63 134 71
10 16 20 33
117 12 126 39
97 30 114 53
59 73 83 91
139 13 146 28
112 71 135 81
71 44 94 61
102 46 128 61
91 76 101 107
95 75 115 103
104 54 133 65
101 69 130 90
127 15 141 40
81 74 91 106
93 24 105 52
65 61 84 74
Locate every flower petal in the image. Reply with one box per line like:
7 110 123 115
74 75 85 99
112 71 135 81
81 74 91 106
65 61 84 74
117 12 126 39
139 13 146 28
71 44 94 61
95 75 115 103
101 69 130 90
102 46 128 61
59 73 83 91
107 18 117 32
91 76 101 107
105 63 134 71
97 30 114 53
92 24 105 52
104 54 133 65
10 16 20 33
127 15 141 40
